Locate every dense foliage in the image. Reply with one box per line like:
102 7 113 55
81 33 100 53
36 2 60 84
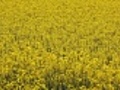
0 0 120 90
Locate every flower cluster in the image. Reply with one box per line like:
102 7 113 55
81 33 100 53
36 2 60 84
0 0 120 90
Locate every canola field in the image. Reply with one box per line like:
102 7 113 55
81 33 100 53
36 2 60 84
0 0 120 90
